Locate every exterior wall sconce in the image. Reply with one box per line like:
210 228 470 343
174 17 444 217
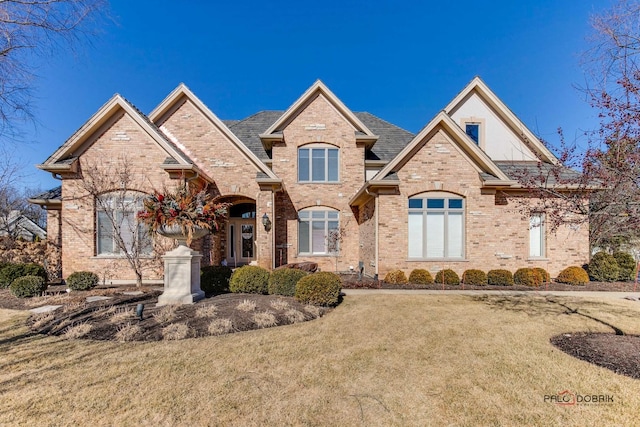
262 213 272 232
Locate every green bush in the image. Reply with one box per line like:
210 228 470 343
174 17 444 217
613 251 636 281
462 269 487 286
588 252 620 282
514 268 538 287
434 269 460 285
229 265 270 294
533 267 550 284
487 269 514 286
201 265 233 294
0 263 47 288
384 270 408 284
66 271 99 291
408 269 434 284
268 268 308 296
556 266 589 285
295 272 341 306
10 275 47 298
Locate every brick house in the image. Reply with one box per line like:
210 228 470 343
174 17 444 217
31 77 588 283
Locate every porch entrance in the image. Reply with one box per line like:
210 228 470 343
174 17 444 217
226 202 256 267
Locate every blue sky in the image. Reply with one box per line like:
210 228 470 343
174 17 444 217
16 0 609 191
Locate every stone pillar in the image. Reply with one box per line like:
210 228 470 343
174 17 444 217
157 245 205 306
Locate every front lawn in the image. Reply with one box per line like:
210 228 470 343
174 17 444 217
0 294 639 425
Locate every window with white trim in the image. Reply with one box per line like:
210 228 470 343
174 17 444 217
298 209 339 255
298 145 339 182
408 194 464 259
96 192 152 256
465 123 480 145
529 213 545 257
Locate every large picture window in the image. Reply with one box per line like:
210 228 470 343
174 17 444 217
529 213 545 258
408 194 464 259
298 209 339 255
298 145 339 182
96 192 152 256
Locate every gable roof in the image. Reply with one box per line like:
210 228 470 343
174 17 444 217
259 80 378 147
149 83 279 180
445 76 558 164
38 94 196 175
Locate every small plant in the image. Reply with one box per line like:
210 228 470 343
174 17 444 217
285 309 306 323
64 323 93 339
435 269 460 285
162 323 191 340
556 266 590 285
408 269 434 284
304 305 322 317
268 268 308 296
295 272 342 306
66 271 99 291
10 275 47 298
0 263 47 288
252 311 278 328
270 299 291 311
587 251 620 282
533 267 550 285
114 323 141 342
236 299 257 312
487 269 514 286
195 304 218 318
229 265 270 294
208 318 234 336
462 269 487 286
110 307 135 324
514 268 538 287
613 251 636 281
31 313 55 330
384 270 408 284
200 265 233 294
153 306 177 323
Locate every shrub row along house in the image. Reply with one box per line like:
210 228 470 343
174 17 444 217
31 78 588 284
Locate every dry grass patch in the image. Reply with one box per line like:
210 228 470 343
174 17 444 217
252 310 278 328
114 322 140 342
31 312 55 329
64 323 92 339
195 304 218 318
284 308 306 323
109 307 134 324
304 304 322 317
269 298 290 311
162 323 191 340
153 305 177 323
208 318 234 336
1 295 640 425
236 299 257 312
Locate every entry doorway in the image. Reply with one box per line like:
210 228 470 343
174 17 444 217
225 202 256 267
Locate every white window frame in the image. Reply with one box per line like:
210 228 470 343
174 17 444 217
96 192 152 256
298 144 339 183
408 193 465 260
529 213 545 258
298 208 340 255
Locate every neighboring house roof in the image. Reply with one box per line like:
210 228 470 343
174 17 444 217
445 76 558 165
0 211 46 240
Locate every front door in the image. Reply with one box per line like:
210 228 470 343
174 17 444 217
227 219 256 266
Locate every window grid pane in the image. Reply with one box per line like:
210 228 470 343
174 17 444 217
298 209 340 255
408 196 464 259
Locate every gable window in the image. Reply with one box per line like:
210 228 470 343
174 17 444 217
529 213 545 258
465 123 480 145
298 145 339 182
96 192 152 256
408 194 464 259
298 209 339 255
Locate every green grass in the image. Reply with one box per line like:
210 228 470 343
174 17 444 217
0 294 639 425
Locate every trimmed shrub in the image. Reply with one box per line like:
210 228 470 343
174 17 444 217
514 268 538 287
462 269 487 286
295 272 341 306
588 252 620 282
384 270 408 284
408 269 434 284
487 269 514 286
613 251 636 281
556 266 589 285
434 269 460 285
10 275 47 298
0 263 47 288
533 267 550 285
229 265 270 294
268 268 308 296
201 265 233 294
66 271 99 291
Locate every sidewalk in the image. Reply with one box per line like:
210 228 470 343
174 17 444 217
342 288 640 301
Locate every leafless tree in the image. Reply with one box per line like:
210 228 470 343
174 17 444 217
0 0 108 135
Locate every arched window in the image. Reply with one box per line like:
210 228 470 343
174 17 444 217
298 144 339 182
298 208 340 255
408 193 464 259
96 192 152 256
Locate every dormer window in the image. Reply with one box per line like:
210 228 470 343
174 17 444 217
298 144 339 183
465 123 480 145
